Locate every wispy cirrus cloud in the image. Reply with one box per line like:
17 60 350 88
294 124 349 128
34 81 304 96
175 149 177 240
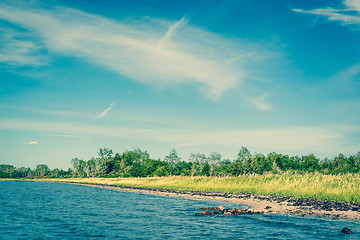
39 133 87 139
94 103 115 121
26 140 38 145
308 63 360 97
0 103 93 119
0 28 48 66
241 92 272 111
157 16 189 48
329 64 360 93
293 0 360 26
0 1 275 105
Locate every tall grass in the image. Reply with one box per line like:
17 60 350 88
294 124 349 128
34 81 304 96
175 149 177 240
42 172 360 203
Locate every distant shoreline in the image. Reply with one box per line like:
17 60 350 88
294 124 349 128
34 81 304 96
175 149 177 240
60 181 360 221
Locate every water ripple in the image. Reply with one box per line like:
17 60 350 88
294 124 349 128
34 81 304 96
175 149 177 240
0 181 358 239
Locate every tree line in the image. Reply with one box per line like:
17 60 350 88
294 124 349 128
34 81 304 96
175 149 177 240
1 147 360 178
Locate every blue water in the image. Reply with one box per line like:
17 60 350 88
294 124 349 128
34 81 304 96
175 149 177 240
0 181 358 239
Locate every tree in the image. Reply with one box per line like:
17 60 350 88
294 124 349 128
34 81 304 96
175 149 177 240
217 159 232 176
71 158 87 177
0 164 16 178
14 167 30 178
189 153 207 176
237 147 251 162
164 148 181 176
34 164 50 177
71 158 79 169
348 154 360 173
153 165 169 177
86 158 97 177
207 152 222 176
173 161 192 176
98 147 113 159
236 147 252 174
164 148 181 164
208 152 222 165
266 152 288 173
301 154 320 172
97 148 114 176
250 153 269 174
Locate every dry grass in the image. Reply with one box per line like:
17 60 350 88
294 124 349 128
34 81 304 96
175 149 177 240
28 172 360 203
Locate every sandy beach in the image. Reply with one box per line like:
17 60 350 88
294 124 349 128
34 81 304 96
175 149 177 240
64 182 360 221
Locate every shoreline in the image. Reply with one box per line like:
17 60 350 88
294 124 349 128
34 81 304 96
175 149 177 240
62 181 360 221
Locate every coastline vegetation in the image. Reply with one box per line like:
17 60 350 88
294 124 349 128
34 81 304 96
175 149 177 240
34 173 360 203
2 147 360 179
1 147 360 203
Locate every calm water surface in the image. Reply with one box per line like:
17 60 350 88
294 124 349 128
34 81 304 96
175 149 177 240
0 181 359 239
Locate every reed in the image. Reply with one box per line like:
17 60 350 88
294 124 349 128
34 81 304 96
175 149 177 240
42 172 360 203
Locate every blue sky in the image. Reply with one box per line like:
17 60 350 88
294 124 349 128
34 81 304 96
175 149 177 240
0 0 359 169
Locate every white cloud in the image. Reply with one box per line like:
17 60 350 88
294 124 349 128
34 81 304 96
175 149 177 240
0 1 273 104
293 0 360 26
0 103 94 119
157 16 189 48
240 93 272 111
94 103 115 121
0 28 48 66
39 133 87 139
346 0 360 12
309 63 360 96
329 63 360 93
26 140 38 145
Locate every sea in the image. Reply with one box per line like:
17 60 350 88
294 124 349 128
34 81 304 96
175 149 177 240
0 181 359 239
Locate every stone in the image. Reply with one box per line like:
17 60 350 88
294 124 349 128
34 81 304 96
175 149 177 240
341 228 353 234
253 209 261 214
247 209 255 214
196 205 268 216
201 210 213 215
229 208 236 213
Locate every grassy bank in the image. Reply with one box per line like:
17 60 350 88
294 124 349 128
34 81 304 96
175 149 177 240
30 172 360 203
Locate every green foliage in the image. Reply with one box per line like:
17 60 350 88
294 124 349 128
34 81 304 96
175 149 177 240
33 164 50 177
0 164 18 178
164 148 181 164
2 147 360 179
0 164 71 179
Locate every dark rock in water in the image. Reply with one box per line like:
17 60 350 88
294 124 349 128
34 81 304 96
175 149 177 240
223 211 233 215
217 205 225 211
201 210 213 215
228 208 236 214
341 228 353 234
195 206 266 216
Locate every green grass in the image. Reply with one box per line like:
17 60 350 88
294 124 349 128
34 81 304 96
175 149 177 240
16 172 360 203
